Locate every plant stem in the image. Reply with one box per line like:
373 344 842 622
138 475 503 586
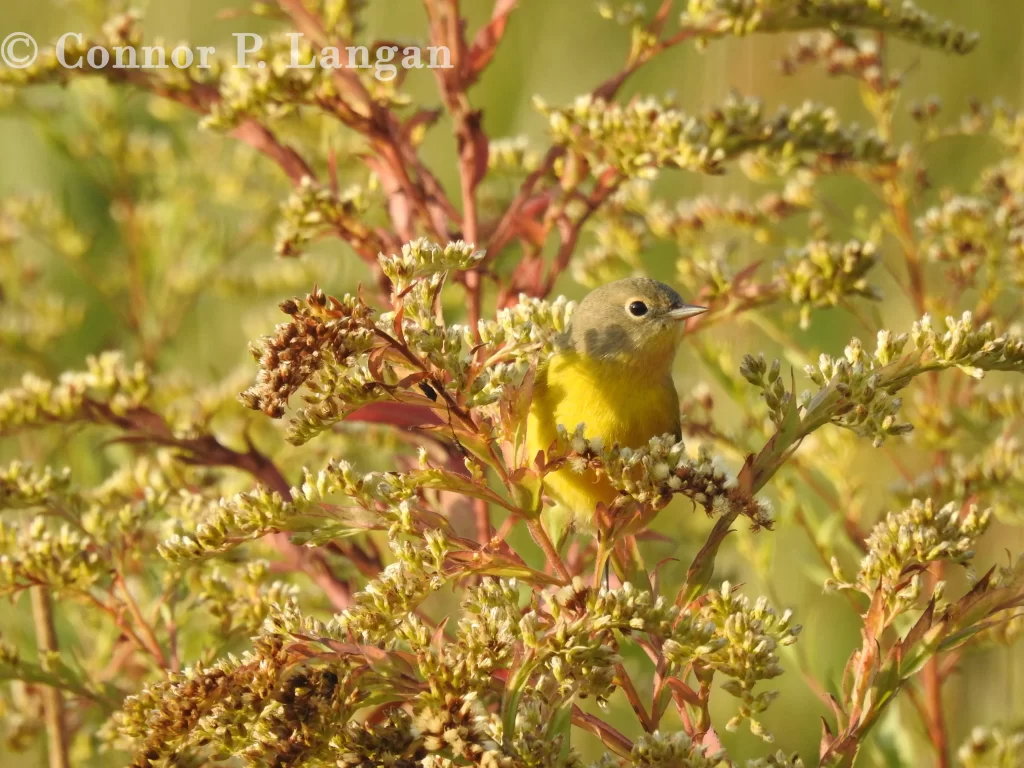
923 564 950 768
31 587 70 768
114 573 170 669
527 518 572 584
615 663 655 732
84 400 355 610
923 654 949 768
593 537 610 589
473 497 492 545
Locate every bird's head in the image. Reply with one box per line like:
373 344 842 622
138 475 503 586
568 278 706 370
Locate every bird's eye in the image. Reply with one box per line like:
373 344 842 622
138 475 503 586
627 300 648 317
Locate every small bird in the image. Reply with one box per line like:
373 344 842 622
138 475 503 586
526 278 707 539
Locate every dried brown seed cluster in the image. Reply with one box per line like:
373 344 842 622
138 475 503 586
239 288 375 417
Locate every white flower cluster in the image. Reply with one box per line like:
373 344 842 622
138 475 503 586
539 93 889 179
0 351 151 433
477 294 576 358
553 426 773 526
912 311 1024 377
838 498 991 596
378 238 484 293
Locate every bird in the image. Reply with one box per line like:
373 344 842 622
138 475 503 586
526 277 707 547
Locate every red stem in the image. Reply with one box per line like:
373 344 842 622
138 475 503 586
923 564 950 768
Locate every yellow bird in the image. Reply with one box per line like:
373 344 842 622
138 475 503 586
526 278 707 535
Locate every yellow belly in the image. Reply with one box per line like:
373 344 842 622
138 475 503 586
526 351 680 525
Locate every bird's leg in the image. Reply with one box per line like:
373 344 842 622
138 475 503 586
603 559 611 591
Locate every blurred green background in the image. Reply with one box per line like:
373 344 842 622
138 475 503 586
2 1 1024 766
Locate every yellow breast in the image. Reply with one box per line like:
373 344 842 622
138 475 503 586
526 350 680 524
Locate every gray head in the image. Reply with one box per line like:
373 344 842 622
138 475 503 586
569 278 707 369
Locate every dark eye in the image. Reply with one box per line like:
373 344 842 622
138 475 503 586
628 301 648 317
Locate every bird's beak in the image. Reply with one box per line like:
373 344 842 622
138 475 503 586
666 304 709 321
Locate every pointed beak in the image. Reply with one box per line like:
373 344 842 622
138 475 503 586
666 304 709 321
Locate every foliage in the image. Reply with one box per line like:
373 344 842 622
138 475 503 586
2 1 1024 767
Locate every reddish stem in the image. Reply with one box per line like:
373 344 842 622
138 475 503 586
923 564 950 768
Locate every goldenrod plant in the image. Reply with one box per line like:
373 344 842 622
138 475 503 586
2 1 1024 767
